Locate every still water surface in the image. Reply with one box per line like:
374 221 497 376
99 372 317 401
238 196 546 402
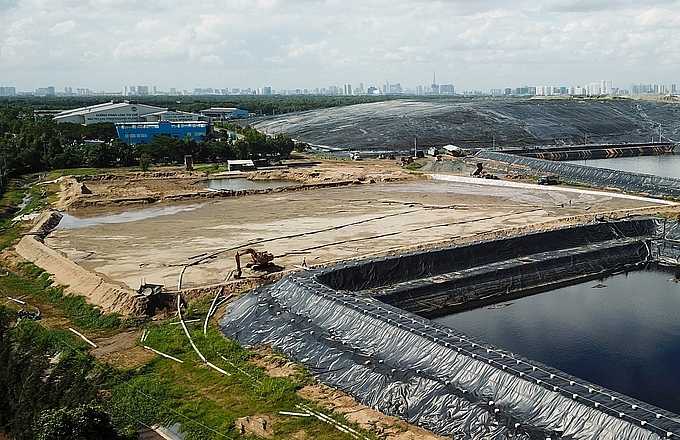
203 178 296 190
566 153 680 179
434 268 680 414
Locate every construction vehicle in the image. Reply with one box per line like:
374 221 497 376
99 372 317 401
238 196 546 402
234 248 275 278
537 175 559 185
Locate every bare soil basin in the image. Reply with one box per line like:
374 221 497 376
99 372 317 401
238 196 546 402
43 159 672 296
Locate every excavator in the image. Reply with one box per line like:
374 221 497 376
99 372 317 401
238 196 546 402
234 248 275 278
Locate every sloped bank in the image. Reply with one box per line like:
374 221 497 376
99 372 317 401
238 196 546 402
220 217 680 439
474 150 680 198
15 211 148 316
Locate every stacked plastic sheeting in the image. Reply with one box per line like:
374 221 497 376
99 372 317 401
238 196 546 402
220 218 680 440
474 150 680 198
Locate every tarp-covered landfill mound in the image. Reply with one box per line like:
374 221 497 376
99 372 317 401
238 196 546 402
220 217 680 439
475 150 680 198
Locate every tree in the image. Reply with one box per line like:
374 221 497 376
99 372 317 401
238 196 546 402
36 404 122 440
139 153 152 172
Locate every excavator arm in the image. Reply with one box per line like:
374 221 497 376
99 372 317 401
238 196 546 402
235 248 274 278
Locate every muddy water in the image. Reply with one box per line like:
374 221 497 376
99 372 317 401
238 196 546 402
434 267 680 414
57 204 205 229
203 178 296 190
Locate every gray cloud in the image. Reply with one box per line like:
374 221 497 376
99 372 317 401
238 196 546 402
0 0 679 92
0 0 19 12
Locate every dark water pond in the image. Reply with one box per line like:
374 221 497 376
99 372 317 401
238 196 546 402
566 153 680 179
203 178 296 190
433 267 680 414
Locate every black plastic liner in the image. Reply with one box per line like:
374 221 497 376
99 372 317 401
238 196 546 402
376 239 647 317
220 218 680 439
498 142 674 161
474 150 680 198
317 218 656 292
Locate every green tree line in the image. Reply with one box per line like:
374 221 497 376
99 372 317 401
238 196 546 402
1 94 391 117
0 307 124 440
0 102 303 190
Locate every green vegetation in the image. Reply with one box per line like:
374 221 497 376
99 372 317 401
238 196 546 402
0 294 376 440
0 311 122 440
1 95 392 118
405 161 423 170
0 263 126 331
0 99 307 193
37 404 123 440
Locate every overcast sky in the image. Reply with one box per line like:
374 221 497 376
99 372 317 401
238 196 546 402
1 0 679 93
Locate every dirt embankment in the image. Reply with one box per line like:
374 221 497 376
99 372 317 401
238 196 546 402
15 211 148 316
54 162 418 211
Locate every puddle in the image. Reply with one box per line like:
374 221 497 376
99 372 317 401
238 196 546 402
57 204 205 229
203 178 297 191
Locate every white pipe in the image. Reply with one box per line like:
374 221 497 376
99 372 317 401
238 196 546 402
177 294 206 362
206 361 231 376
68 327 98 348
143 345 183 363
204 287 224 335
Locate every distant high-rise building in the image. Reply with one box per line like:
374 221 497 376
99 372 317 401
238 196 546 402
344 84 352 95
0 86 16 96
431 73 439 94
35 86 55 96
137 86 149 95
515 86 530 95
672 84 677 94
124 85 136 96
387 83 402 94
440 84 455 95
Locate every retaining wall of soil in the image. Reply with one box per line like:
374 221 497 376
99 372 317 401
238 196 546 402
15 212 148 316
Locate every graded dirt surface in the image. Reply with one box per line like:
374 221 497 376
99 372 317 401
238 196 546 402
41 158 675 296
44 174 664 293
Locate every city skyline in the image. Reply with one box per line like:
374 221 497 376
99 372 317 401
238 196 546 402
1 77 678 98
2 1 680 93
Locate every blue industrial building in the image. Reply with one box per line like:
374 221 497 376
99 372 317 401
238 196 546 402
116 121 210 145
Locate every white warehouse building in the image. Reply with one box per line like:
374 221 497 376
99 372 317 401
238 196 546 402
52 100 211 125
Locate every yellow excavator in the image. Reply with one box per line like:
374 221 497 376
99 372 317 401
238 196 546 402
234 248 275 278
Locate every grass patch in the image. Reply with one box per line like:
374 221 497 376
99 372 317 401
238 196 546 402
193 164 229 174
123 315 378 440
405 161 423 170
0 262 128 331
